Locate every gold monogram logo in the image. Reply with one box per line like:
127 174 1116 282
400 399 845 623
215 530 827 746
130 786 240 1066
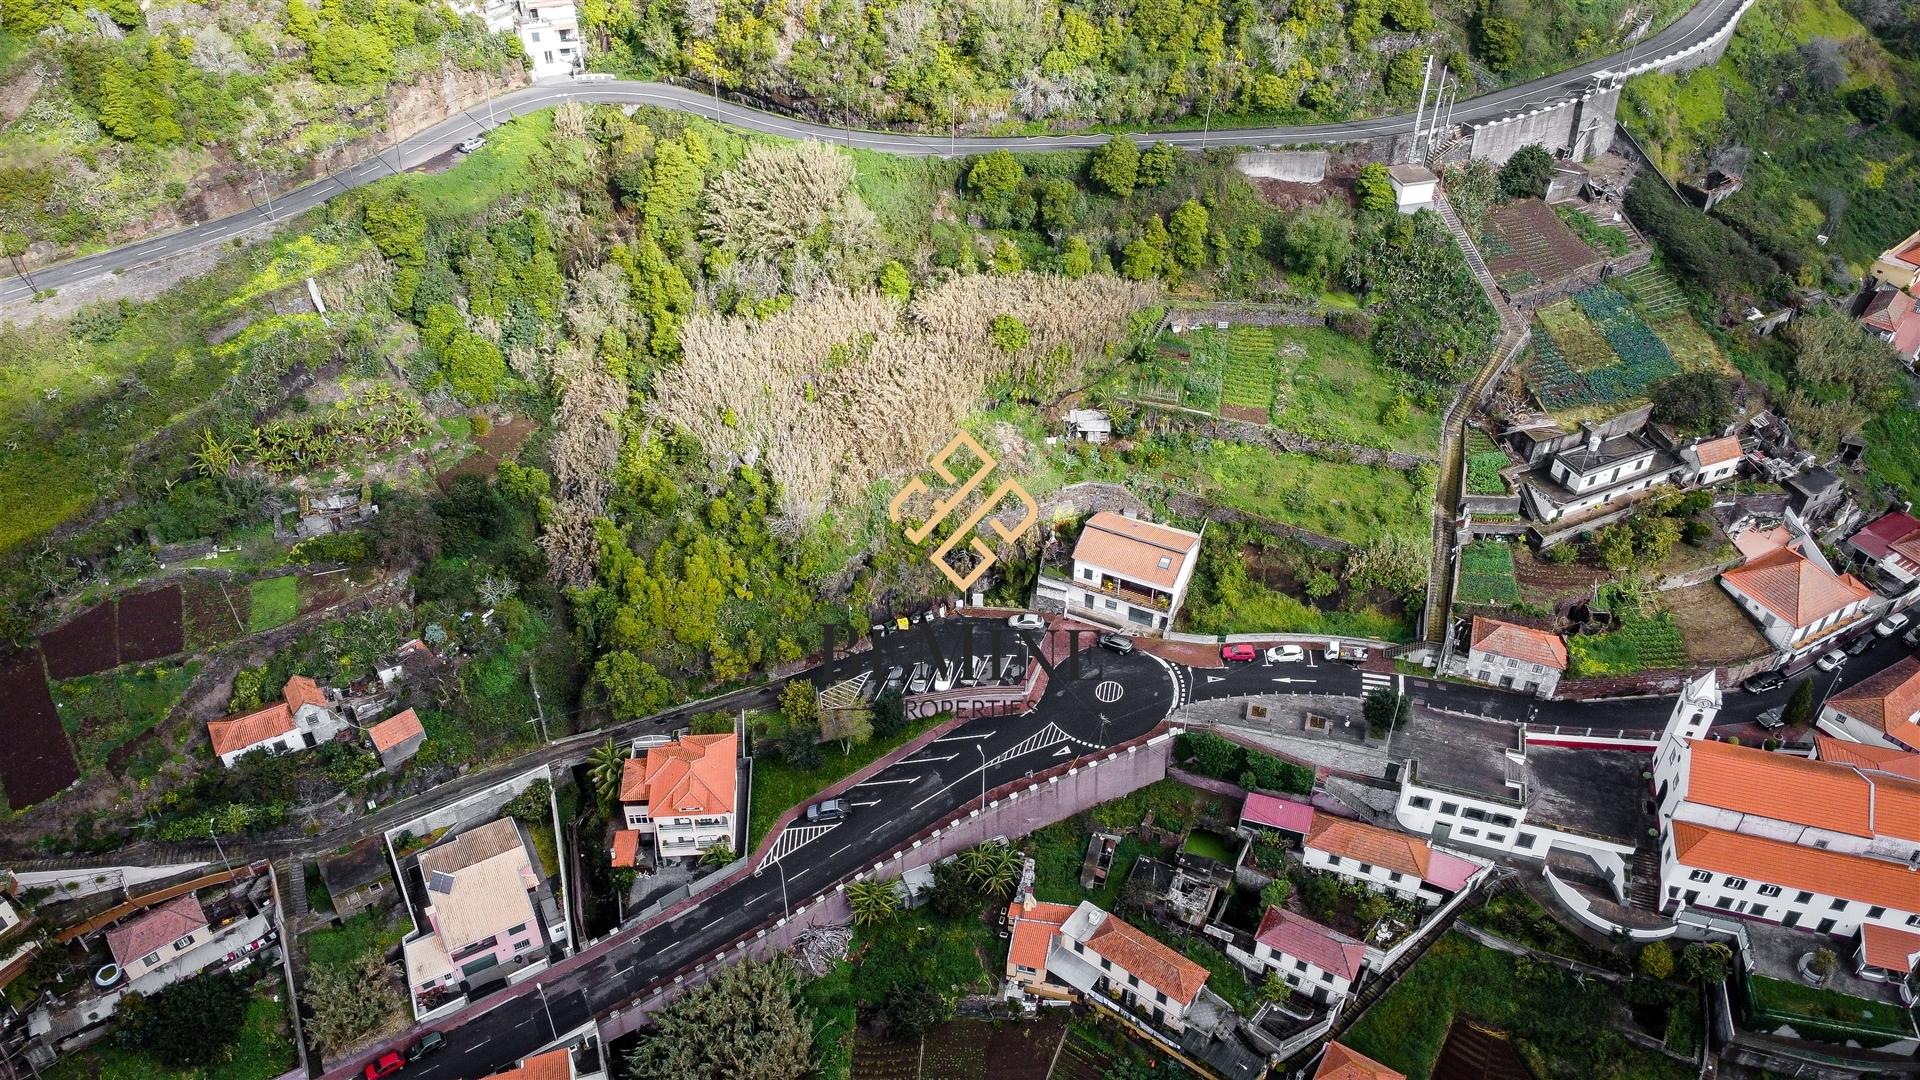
887 432 1038 592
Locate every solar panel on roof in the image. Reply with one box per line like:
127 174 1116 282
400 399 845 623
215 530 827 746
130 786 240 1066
428 870 456 894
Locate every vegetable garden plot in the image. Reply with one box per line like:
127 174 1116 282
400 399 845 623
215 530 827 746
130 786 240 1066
1536 301 1619 372
1575 286 1678 402
1457 541 1523 606
1220 325 1278 419
0 649 80 808
1617 266 1687 319
116 585 184 662
1465 431 1511 496
39 600 119 679
1524 336 1590 411
1650 314 1736 376
182 578 247 650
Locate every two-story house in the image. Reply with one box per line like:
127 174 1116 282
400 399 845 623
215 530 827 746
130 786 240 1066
206 675 348 767
1818 656 1920 753
1652 700 1920 982
458 0 582 79
1860 226 1920 363
369 708 426 770
403 819 552 1000
1302 814 1480 905
1048 511 1203 633
1678 435 1744 487
1846 508 1920 588
1246 905 1367 1005
1517 424 1683 524
105 894 209 983
619 733 737 862
1049 901 1210 1034
1450 616 1567 698
1720 543 1873 660
1004 894 1079 991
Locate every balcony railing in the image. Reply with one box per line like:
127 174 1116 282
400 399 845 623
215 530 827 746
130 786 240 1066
1098 576 1171 612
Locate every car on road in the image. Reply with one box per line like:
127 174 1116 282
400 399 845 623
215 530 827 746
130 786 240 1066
1325 640 1369 663
1008 613 1045 630
1905 625 1920 649
363 1051 406 1080
1099 632 1134 654
1264 645 1306 664
455 135 486 154
1755 706 1787 730
1815 649 1847 672
1740 670 1785 694
1875 612 1911 637
805 798 850 823
907 662 932 694
1220 643 1257 663
409 1032 446 1060
1846 635 1874 657
931 660 958 693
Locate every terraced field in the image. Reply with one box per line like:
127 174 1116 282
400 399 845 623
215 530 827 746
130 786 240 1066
1220 325 1279 419
1536 300 1619 372
1457 540 1523 606
1616 265 1688 319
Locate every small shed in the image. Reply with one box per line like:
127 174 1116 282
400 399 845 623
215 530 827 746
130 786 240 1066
367 708 425 770
317 835 396 920
1387 163 1438 214
1066 408 1112 444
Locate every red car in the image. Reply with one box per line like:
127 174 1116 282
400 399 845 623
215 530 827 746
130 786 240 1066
1220 643 1257 663
363 1051 406 1079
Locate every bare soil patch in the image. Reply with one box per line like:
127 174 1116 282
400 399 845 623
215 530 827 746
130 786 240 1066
296 570 359 614
435 415 536 490
39 600 119 679
1482 198 1604 295
1250 175 1355 211
116 585 185 662
182 578 247 650
1220 403 1268 423
1667 581 1772 664
1511 546 1607 613
0 649 80 808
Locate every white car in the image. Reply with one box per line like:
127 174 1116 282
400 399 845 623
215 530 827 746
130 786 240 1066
455 134 487 154
1815 649 1847 673
1874 612 1911 637
1007 613 1045 630
931 659 958 693
1264 645 1306 664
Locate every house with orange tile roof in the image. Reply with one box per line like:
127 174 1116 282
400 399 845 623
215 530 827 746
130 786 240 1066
1245 905 1368 1004
1452 616 1567 698
368 708 426 770
104 894 209 982
1003 894 1079 989
1046 901 1211 1033
1039 511 1203 634
206 674 346 767
1678 434 1745 487
1302 813 1482 904
1313 1041 1405 1080
1719 543 1873 659
1813 734 1920 780
618 733 738 861
480 1035 609 1080
1819 655 1920 753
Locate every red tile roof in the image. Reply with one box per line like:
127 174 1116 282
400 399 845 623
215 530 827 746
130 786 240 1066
1255 906 1366 981
283 675 327 713
1861 923 1920 974
105 894 208 967
1827 656 1920 752
1686 738 1920 842
1085 912 1210 1006
1721 546 1871 628
1006 899 1077 973
1307 814 1430 880
1863 286 1915 333
622 734 737 814
1692 436 1743 467
1468 617 1567 670
1814 734 1920 780
207 702 294 757
610 830 642 868
1314 1042 1406 1080
1670 821 1920 912
1241 792 1315 834
1849 510 1920 562
368 708 424 753
1072 512 1202 591
482 1048 573 1080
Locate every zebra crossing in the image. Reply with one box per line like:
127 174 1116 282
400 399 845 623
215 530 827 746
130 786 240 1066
986 721 1098 767
762 823 837 866
1360 671 1394 694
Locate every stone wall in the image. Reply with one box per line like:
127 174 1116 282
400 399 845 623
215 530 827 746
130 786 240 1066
1232 151 1330 183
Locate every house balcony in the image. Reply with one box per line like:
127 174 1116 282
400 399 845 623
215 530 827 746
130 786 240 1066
1096 576 1171 612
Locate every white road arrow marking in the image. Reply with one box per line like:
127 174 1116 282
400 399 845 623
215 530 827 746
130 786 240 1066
1270 677 1317 684
1205 675 1225 683
1052 746 1072 756
898 754 959 764
851 776 922 788
850 800 882 808
932 732 996 742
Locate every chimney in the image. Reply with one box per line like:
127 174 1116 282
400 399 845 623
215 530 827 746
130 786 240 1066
1585 425 1602 452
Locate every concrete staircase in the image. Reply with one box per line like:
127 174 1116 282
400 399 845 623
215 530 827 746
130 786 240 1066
1425 130 1468 169
280 858 310 919
1627 849 1663 912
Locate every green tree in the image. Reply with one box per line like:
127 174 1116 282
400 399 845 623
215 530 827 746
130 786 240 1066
596 651 673 722
1122 217 1170 281
1846 84 1891 124
1091 137 1140 197
1284 200 1354 286
505 779 553 822
1649 371 1735 436
1138 142 1177 188
991 313 1030 352
1363 689 1411 736
1260 877 1293 909
1782 678 1815 726
587 738 630 810
966 150 1024 205
1037 178 1078 237
305 954 402 1055
701 842 735 865
1681 941 1733 984
626 958 813 1080
878 260 912 301
113 969 249 1066
991 237 1024 275
443 331 507 404
880 982 950 1038
311 23 394 86
847 877 901 924
285 0 321 45
96 57 148 141
780 679 818 732
1480 16 1523 72
1499 145 1556 199
869 689 907 739
1385 50 1427 99
1168 199 1210 269
1353 164 1395 213
1061 236 1093 278
1639 940 1675 980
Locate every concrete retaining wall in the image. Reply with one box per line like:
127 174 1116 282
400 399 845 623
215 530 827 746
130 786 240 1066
1468 85 1620 166
1233 151 1330 182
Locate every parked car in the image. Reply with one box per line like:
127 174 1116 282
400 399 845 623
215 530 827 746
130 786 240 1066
1846 635 1874 657
455 135 486 154
907 662 932 694
1815 649 1847 672
962 655 992 686
1264 644 1306 664
805 798 850 823
879 665 906 696
1905 625 1920 649
1098 633 1134 654
1755 706 1787 730
931 660 958 693
409 1032 446 1060
1220 643 1257 663
1875 612 1911 637
1740 670 1785 694
1008 613 1045 630
363 1052 407 1080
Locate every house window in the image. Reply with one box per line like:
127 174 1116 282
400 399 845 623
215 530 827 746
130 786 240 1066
1757 885 1781 898
1830 898 1847 911
1357 863 1373 874
1408 796 1431 810
1325 855 1341 867
1723 877 1747 891
1082 567 1094 580
1688 870 1710 883
1906 914 1920 928
1485 833 1506 844
1440 802 1459 816
515 937 533 952
1105 598 1118 610
1128 973 1139 986
1099 956 1110 971
1294 959 1308 972
171 934 195 950
140 951 160 967
1459 827 1479 838
1868 906 1886 918
1491 814 1516 829
1515 833 1536 850
1155 990 1167 1004
1387 872 1402 883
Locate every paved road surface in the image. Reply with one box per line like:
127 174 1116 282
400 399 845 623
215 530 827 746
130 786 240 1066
0 0 1749 308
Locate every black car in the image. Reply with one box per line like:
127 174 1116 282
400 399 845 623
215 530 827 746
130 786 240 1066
410 1031 447 1059
1740 670 1785 694
1846 634 1874 657
1098 633 1134 654
1904 625 1920 648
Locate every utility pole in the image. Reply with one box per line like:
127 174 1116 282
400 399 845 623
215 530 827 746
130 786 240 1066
1410 52 1436 164
530 664 551 744
950 93 957 158
1202 95 1212 151
258 164 275 221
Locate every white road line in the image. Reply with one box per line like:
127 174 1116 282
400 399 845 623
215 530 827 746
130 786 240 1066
932 732 996 742
897 753 958 764
700 916 724 931
852 776 921 787
829 842 852 857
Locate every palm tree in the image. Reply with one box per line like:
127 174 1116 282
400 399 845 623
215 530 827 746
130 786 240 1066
847 878 901 926
957 845 991 888
979 843 1020 897
701 842 735 866
588 738 630 810
193 429 235 478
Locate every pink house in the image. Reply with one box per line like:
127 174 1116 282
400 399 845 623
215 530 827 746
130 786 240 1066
402 819 549 999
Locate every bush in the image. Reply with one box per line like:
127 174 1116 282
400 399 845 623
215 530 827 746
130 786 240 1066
1499 145 1555 199
1175 731 1313 794
1639 940 1674 980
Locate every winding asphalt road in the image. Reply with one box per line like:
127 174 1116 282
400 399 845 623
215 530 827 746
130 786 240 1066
354 609 1911 1079
0 0 1751 309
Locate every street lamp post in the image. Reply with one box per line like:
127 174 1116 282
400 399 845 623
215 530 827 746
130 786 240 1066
976 743 987 808
755 859 790 914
